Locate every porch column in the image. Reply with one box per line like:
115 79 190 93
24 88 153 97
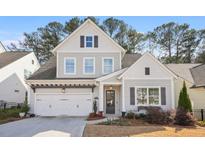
121 77 126 112
99 83 104 112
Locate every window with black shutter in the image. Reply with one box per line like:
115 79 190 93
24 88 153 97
94 35 98 48
80 36 84 48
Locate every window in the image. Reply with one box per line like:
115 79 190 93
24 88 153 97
32 59 34 65
64 58 76 74
136 88 147 105
84 57 95 74
24 69 32 79
103 58 114 74
136 87 160 106
86 36 93 48
149 88 159 105
145 67 150 75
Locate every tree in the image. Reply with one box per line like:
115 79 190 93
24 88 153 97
180 29 201 63
126 28 145 53
195 29 205 63
178 81 192 112
64 17 82 34
102 17 121 37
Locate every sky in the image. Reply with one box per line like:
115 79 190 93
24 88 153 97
0 16 205 47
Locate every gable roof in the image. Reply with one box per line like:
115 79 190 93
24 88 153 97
166 64 201 83
52 19 126 55
118 52 177 79
122 53 142 68
28 56 56 80
0 51 30 69
190 64 205 87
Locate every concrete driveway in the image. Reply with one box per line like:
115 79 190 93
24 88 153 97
0 117 86 137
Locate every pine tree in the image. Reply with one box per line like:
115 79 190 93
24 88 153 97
178 81 192 112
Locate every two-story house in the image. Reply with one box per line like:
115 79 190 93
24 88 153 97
27 19 178 117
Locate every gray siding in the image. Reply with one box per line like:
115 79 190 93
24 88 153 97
124 79 172 111
58 52 121 78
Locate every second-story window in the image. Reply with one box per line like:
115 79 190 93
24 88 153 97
86 36 93 48
64 57 76 75
103 57 114 74
84 57 95 74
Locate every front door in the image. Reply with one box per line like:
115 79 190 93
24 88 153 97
106 90 115 114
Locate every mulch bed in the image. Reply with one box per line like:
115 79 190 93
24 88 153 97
83 118 205 137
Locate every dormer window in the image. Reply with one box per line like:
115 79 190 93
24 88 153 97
86 36 93 48
145 67 150 75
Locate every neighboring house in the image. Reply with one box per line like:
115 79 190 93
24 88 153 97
0 43 40 106
167 64 205 112
27 19 177 117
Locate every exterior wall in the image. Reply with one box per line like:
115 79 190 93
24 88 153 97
103 85 121 115
122 53 173 79
58 52 121 78
124 79 173 111
57 22 122 53
174 78 205 109
0 53 40 104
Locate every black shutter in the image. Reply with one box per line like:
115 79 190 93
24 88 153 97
130 87 135 105
80 36 84 48
161 87 166 105
94 35 98 48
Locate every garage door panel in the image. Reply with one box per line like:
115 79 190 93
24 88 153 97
35 93 92 116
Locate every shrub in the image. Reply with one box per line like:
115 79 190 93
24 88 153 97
21 92 30 113
21 103 29 113
125 112 135 119
0 108 22 120
145 107 174 125
178 81 192 112
175 108 195 126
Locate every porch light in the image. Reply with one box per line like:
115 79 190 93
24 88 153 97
61 88 66 93
109 86 113 90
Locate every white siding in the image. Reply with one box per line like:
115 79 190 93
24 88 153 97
0 52 40 104
122 53 173 79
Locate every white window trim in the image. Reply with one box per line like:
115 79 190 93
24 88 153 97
102 57 114 74
85 35 94 48
135 86 161 106
64 57 76 75
83 57 95 75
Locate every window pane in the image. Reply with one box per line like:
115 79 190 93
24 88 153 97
86 36 92 41
137 88 147 105
86 36 93 47
149 88 159 105
103 58 113 74
104 59 112 65
65 59 75 73
85 58 94 73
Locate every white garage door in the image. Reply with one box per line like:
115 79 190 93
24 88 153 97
35 93 92 116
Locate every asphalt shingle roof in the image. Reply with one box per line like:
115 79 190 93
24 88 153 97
28 56 56 80
122 53 142 68
166 64 201 83
0 51 30 69
190 64 205 87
